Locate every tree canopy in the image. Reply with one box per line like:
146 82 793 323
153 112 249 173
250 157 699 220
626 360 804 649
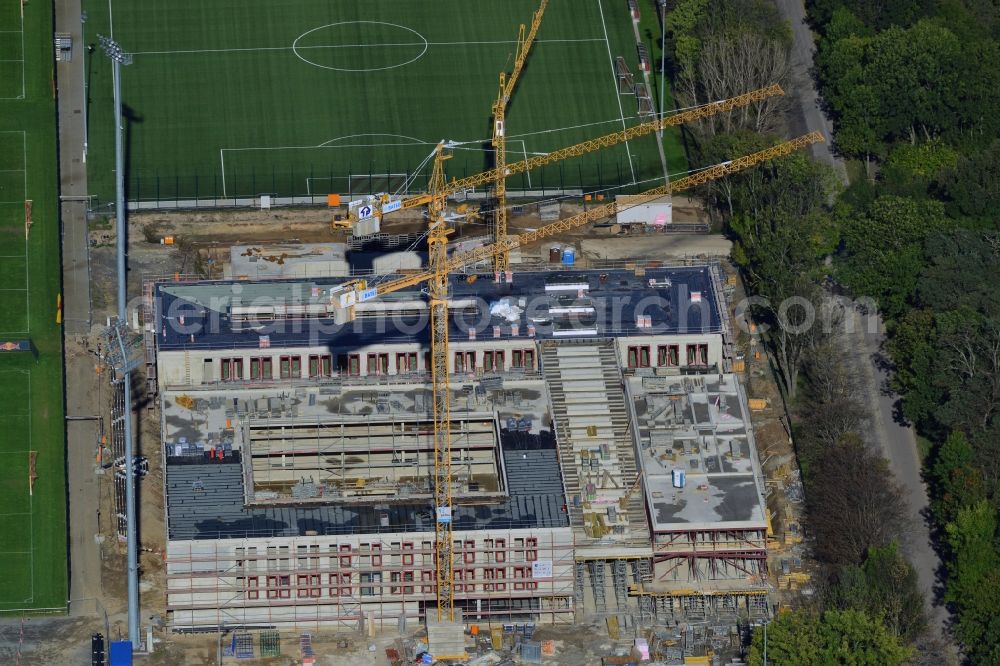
747 608 912 666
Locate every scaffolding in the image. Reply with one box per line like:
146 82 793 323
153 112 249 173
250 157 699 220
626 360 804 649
541 340 649 553
110 379 128 539
164 530 577 632
243 412 504 504
612 560 629 610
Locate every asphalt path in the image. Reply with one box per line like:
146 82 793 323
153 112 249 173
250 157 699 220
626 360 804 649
772 0 848 183
848 310 958 661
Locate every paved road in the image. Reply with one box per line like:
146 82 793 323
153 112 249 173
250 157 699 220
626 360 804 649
64 343 104 612
849 310 958 661
55 0 92 334
56 0 104 616
773 0 848 183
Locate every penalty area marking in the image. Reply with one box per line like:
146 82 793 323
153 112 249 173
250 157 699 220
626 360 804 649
292 21 428 72
318 133 428 148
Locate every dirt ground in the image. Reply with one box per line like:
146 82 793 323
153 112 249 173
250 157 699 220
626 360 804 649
142 621 662 666
723 265 819 610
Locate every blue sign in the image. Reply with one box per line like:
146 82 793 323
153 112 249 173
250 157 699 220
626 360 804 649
359 288 379 302
383 200 402 213
358 204 373 220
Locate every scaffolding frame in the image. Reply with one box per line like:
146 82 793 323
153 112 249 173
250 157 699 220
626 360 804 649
243 411 504 505
164 529 577 632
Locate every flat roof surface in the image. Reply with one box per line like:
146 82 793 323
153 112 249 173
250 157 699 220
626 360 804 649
166 444 567 541
154 267 721 351
162 380 567 540
627 374 767 531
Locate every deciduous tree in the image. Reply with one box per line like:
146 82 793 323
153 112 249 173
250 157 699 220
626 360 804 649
748 608 912 666
807 435 909 564
827 542 926 640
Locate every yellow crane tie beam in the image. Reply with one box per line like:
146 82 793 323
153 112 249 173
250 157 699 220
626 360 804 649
395 84 785 214
374 131 823 296
493 0 548 275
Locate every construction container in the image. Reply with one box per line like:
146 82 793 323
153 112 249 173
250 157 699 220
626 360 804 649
108 641 132 666
562 247 576 266
549 246 561 263
521 641 542 663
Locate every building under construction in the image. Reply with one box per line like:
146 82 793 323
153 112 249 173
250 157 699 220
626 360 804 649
149 262 770 633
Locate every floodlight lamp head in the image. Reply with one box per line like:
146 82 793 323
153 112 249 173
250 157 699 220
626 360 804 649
97 34 133 65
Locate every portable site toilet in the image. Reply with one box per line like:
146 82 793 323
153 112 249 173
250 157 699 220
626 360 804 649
671 469 686 488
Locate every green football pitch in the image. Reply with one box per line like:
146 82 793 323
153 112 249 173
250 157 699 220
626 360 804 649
83 0 686 203
0 0 68 613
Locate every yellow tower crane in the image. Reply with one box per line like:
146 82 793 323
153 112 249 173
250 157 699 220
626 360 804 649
492 0 548 275
338 84 786 229
340 131 824 632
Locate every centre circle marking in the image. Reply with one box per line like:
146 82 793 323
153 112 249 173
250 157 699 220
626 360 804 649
292 21 429 72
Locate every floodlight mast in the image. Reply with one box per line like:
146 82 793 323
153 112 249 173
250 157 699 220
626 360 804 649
97 33 140 652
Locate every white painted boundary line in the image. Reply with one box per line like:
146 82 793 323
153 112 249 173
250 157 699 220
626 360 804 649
518 139 531 189
0 369 34 604
27 369 33 603
596 0 635 183
132 38 606 57
0 132 29 335
198 17 638 198
0 4 25 100
304 173 408 196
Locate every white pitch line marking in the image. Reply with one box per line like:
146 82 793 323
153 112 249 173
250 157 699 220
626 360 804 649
596 0 635 183
131 38 605 57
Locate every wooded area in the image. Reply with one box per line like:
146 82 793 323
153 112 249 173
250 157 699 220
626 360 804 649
659 0 999 662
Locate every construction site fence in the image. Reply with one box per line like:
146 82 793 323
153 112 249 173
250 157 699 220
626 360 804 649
85 157 656 213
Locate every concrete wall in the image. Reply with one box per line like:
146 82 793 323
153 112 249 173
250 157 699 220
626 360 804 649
157 339 545 389
165 527 575 631
613 333 723 373
158 333 723 390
